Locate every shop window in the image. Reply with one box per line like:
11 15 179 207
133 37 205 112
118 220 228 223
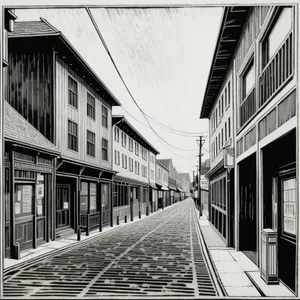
68 76 78 109
15 184 33 217
68 120 78 152
102 105 108 128
102 138 108 161
90 183 97 213
87 92 95 120
87 130 95 157
80 182 88 215
36 174 44 217
80 181 98 214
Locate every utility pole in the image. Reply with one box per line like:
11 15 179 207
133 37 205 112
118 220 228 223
197 136 205 217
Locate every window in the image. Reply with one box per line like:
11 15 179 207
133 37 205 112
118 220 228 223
221 96 224 116
129 138 133 152
15 185 33 217
114 127 119 142
221 128 224 147
122 132 127 147
135 142 139 156
142 147 147 160
216 108 218 124
218 133 221 151
242 59 255 99
87 93 95 120
113 183 129 207
228 117 231 138
218 101 221 118
102 105 108 128
151 169 154 180
122 154 127 169
80 182 98 215
262 8 292 68
68 120 78 151
227 81 231 106
87 130 95 157
224 88 227 108
141 165 147 177
135 161 140 174
68 76 78 108
129 157 133 172
115 150 120 165
225 122 228 142
102 138 108 161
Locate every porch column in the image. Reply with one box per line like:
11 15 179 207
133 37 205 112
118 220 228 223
51 158 56 241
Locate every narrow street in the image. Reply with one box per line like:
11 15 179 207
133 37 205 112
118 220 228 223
3 199 221 298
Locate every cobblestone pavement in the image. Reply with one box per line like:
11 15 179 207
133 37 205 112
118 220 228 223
3 199 220 298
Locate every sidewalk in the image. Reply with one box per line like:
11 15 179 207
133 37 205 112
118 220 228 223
199 212 295 298
4 206 170 272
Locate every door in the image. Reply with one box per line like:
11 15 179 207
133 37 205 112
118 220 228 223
14 184 34 251
101 183 110 226
56 185 70 229
278 172 296 293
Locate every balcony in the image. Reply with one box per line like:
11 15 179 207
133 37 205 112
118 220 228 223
240 87 256 128
259 32 293 108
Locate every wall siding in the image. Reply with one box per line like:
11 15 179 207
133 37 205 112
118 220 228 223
8 50 54 142
56 57 112 169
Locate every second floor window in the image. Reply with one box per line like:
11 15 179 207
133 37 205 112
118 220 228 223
87 130 95 157
114 127 119 142
102 105 108 128
68 76 78 109
122 132 127 147
151 169 154 180
122 154 127 169
102 138 108 161
129 157 133 172
68 120 78 151
115 150 120 165
135 142 139 156
135 161 140 175
242 59 255 99
142 148 147 160
87 93 95 120
129 138 133 152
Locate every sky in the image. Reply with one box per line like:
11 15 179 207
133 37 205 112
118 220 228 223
14 5 223 180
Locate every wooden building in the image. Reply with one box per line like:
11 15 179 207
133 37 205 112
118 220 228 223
156 161 169 210
7 19 121 245
112 116 160 224
4 102 59 258
201 5 299 295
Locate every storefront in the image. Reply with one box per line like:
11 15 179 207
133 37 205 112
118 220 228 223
149 183 157 213
262 129 296 293
112 176 149 223
4 103 59 259
55 158 115 238
156 183 169 209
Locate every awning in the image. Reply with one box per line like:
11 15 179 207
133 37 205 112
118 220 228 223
149 182 157 189
177 187 184 192
161 186 169 191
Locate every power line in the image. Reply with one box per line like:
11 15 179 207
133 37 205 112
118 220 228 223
121 106 205 138
87 9 200 154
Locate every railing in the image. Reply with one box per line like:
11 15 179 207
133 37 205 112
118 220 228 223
79 211 101 239
240 87 256 128
259 32 293 108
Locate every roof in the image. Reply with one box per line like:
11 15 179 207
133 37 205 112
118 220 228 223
157 159 172 170
156 160 168 172
4 102 59 155
8 19 121 107
200 7 251 119
112 115 160 155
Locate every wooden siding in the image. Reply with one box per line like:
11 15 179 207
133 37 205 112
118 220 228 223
55 57 112 169
8 50 54 142
259 108 276 140
244 126 256 151
236 7 260 72
278 90 296 127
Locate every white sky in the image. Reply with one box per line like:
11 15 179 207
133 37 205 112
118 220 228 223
14 6 223 180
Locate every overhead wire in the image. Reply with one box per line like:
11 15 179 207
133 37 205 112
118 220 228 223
87 8 201 156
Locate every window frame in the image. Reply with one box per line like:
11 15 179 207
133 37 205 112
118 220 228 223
114 127 120 142
87 130 96 157
102 138 108 161
102 105 108 128
68 119 78 152
87 92 96 120
68 76 78 109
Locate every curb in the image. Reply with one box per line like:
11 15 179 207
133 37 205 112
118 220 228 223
192 203 227 297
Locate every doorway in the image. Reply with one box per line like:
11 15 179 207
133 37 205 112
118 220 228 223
56 185 71 229
239 154 257 264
